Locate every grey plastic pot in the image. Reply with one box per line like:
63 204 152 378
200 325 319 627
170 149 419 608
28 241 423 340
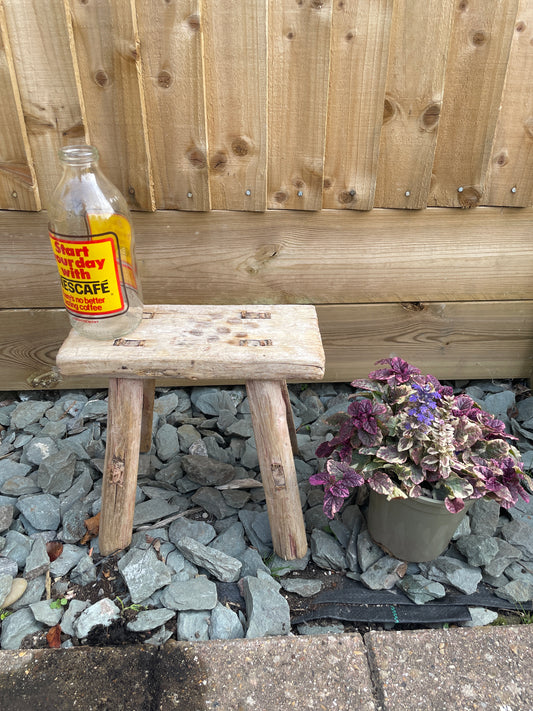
367 489 472 562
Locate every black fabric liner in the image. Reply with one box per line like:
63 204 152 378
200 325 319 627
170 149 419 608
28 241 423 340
291 578 533 626
216 578 532 626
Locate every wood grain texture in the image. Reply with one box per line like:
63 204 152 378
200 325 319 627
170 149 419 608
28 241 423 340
99 377 144 555
374 0 454 209
66 0 154 210
484 0 533 207
318 301 533 382
2 208 532 308
268 0 332 210
2 301 533 390
56 304 325 381
322 0 393 210
429 0 519 208
0 2 40 211
2 0 84 208
246 379 307 559
203 0 267 211
136 0 209 211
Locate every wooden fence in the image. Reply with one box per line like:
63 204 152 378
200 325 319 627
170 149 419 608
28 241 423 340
0 0 532 389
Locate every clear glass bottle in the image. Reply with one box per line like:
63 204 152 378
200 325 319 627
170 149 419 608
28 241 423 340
48 144 143 340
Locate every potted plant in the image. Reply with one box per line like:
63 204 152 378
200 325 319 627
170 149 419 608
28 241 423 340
310 357 532 562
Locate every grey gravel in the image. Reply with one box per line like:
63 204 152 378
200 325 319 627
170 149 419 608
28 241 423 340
160 576 217 611
242 573 290 638
175 536 242 583
74 598 121 638
0 380 532 651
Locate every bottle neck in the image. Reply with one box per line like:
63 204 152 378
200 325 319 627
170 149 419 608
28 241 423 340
58 144 99 169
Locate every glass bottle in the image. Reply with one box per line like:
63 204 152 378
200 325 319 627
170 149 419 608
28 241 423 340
48 144 143 340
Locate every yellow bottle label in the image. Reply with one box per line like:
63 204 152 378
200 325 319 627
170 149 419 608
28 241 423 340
50 232 126 318
86 213 138 290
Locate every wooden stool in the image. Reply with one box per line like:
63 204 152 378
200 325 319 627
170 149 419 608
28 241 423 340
56 305 325 560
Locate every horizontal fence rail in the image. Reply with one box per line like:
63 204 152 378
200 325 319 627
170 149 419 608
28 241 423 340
0 0 531 213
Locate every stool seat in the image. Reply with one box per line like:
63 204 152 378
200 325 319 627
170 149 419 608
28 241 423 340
56 304 324 381
56 304 325 561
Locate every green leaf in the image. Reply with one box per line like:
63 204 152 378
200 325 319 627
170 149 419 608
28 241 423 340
444 475 474 499
376 445 408 464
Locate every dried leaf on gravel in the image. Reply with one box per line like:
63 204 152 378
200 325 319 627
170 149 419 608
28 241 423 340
46 540 64 562
46 624 62 649
80 512 101 544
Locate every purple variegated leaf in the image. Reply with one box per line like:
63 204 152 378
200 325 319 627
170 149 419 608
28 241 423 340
315 441 335 459
323 493 346 519
484 477 514 503
326 459 364 488
445 497 465 514
377 445 408 464
409 446 423 465
367 471 395 495
309 471 330 486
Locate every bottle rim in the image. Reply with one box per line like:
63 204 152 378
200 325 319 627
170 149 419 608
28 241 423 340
58 144 99 166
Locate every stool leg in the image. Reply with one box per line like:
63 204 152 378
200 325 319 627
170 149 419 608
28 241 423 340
280 380 299 455
99 378 144 556
246 379 307 560
140 379 156 453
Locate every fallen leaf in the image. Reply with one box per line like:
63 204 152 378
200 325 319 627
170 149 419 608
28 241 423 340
46 541 63 562
46 624 62 649
80 512 101 544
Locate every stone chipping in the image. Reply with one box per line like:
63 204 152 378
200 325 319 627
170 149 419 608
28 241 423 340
0 380 532 649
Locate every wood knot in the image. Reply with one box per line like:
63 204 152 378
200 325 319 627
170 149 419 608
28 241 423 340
62 123 85 139
458 0 468 11
188 14 200 31
383 98 397 124
210 151 228 173
157 70 173 88
323 177 333 190
345 30 355 41
524 116 533 140
457 186 482 208
420 103 441 131
187 147 207 169
273 191 288 203
231 137 250 156
401 302 425 312
515 21 526 33
495 150 509 167
286 31 295 40
94 70 109 87
471 30 487 47
311 0 325 9
338 190 356 204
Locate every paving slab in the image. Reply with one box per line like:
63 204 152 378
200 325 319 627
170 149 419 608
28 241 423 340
0 634 375 711
157 635 375 710
365 626 533 711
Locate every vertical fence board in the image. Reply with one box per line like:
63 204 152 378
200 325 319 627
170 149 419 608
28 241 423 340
2 0 84 208
66 0 154 211
201 0 267 211
137 0 209 211
374 0 454 210
484 0 533 207
0 2 39 211
268 0 332 211
322 0 392 211
429 0 518 208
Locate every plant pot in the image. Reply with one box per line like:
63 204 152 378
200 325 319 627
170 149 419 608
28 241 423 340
367 489 472 563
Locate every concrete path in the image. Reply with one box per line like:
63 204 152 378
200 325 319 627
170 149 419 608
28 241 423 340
0 626 531 710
